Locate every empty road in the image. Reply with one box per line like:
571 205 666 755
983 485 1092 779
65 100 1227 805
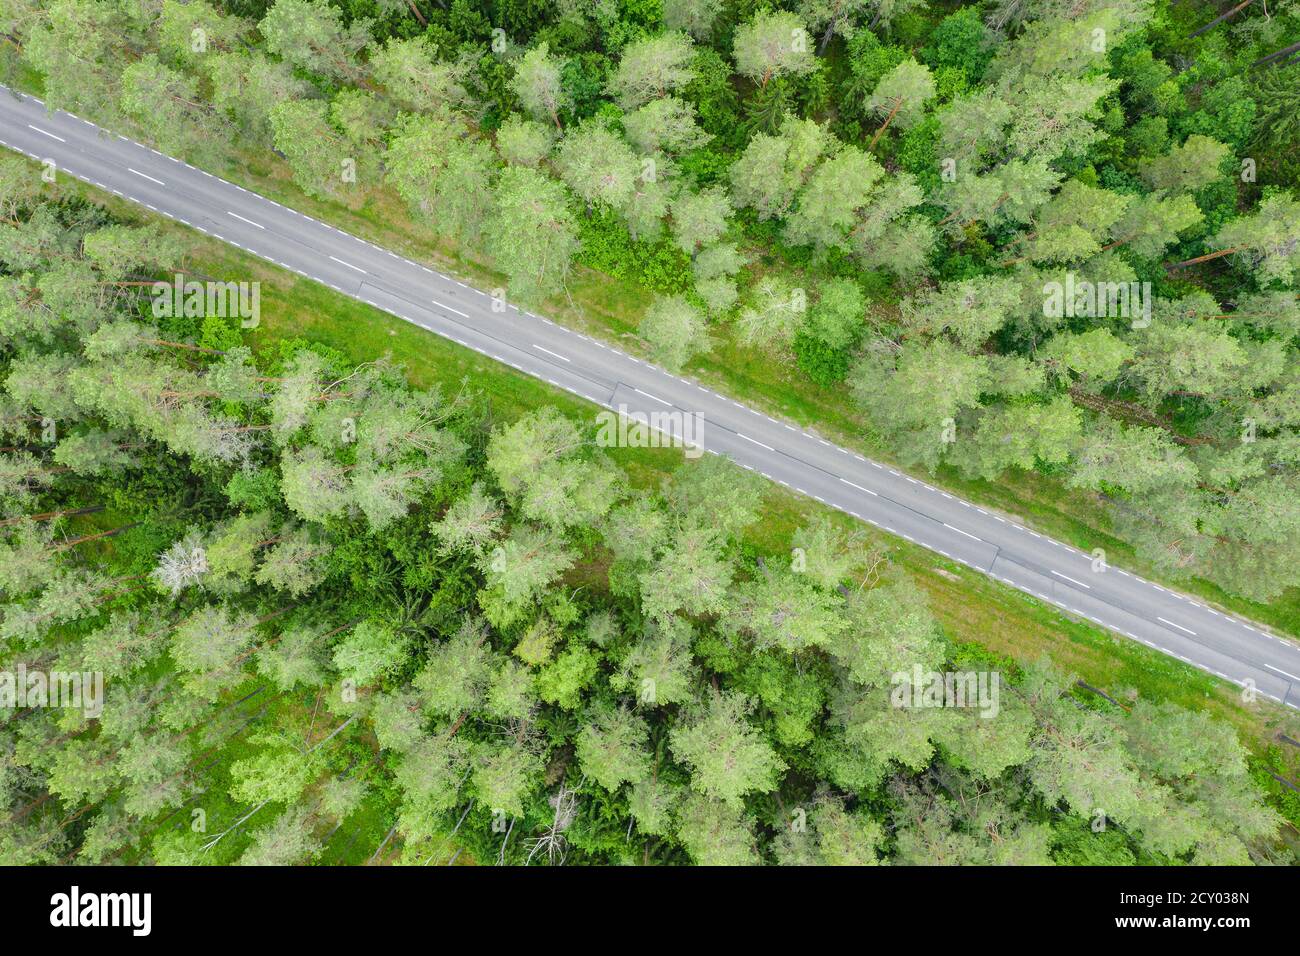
3 85 1298 711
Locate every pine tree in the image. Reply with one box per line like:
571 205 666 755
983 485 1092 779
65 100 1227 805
669 690 785 807
484 167 579 303
510 42 569 130
639 294 711 373
732 11 817 89
608 32 697 110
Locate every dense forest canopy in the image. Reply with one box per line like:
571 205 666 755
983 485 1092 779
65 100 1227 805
1 0 1299 865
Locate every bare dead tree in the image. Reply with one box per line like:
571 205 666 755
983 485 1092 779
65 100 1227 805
1189 0 1256 39
1253 40 1300 67
524 781 580 866
496 816 516 865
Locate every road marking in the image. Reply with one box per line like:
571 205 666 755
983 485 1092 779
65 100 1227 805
839 478 878 496
1051 570 1092 590
227 211 265 228
1264 663 1300 682
634 387 671 406
738 434 774 451
328 255 366 274
1157 616 1197 636
531 344 570 362
431 299 469 318
27 124 65 142
943 523 982 543
127 167 165 185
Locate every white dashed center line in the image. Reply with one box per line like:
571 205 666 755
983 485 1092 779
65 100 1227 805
27 124 65 142
127 167 165 185
1157 616 1197 636
532 344 569 362
328 255 366 274
227 211 265 228
431 299 469 318
1051 570 1092 590
738 434 774 451
634 387 671 406
839 478 878 496
1264 663 1300 682
943 523 982 543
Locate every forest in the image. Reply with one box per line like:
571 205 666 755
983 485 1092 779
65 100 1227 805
4 0 1297 605
0 0 1299 864
0 183 1289 864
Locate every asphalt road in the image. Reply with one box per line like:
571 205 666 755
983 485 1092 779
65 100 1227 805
4 86 1298 711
